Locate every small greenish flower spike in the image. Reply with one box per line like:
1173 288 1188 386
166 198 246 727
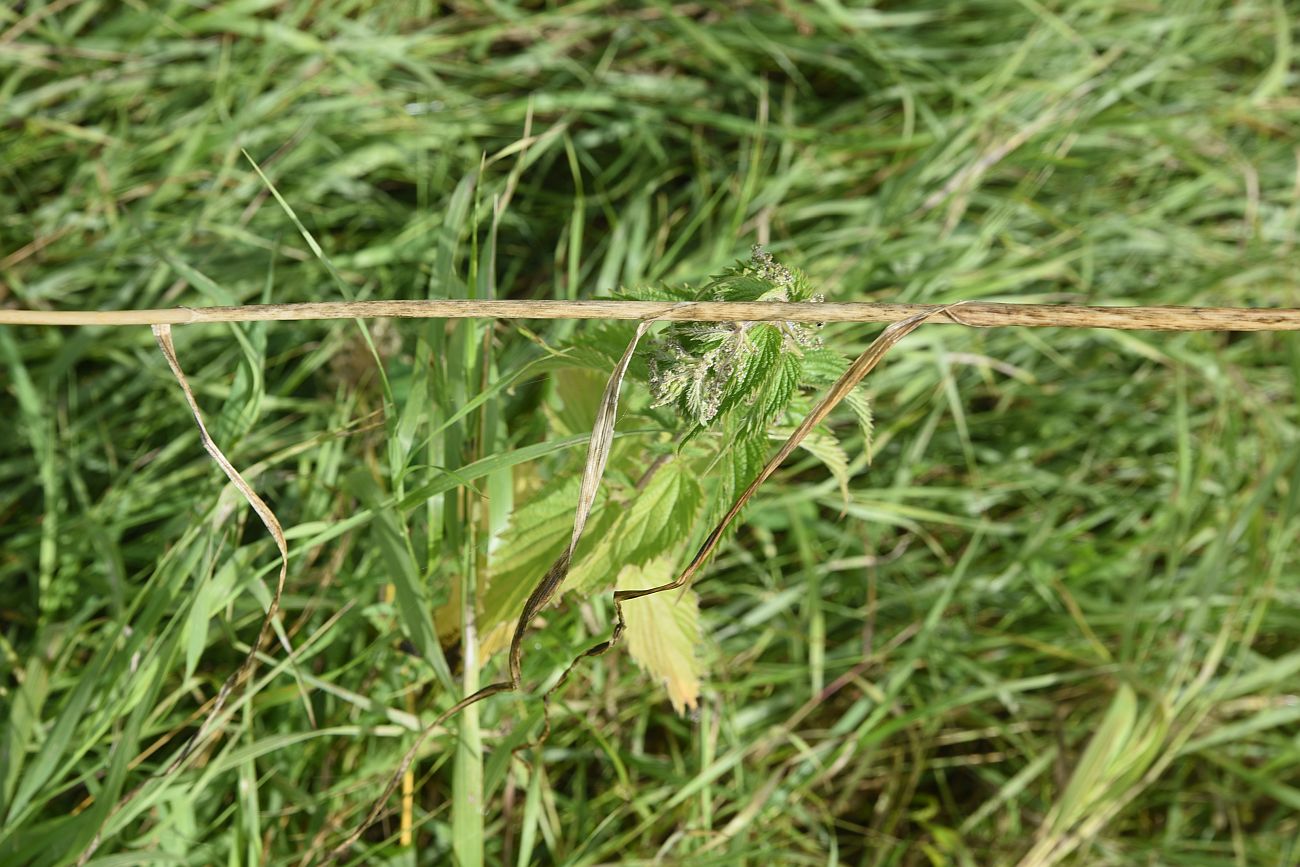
645 247 824 427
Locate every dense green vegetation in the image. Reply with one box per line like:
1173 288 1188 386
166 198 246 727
2 2 1299 864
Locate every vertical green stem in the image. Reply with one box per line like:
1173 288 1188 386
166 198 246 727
452 514 484 867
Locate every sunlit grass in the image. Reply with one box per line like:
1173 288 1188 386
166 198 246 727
2 2 1299 864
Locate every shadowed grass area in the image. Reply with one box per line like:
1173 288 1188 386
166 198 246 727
2 2 1299 865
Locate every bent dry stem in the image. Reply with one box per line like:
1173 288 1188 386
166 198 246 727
76 324 291 866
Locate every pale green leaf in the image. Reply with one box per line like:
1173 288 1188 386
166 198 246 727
564 522 621 594
546 367 608 437
618 459 703 564
800 346 848 385
793 346 873 457
617 557 703 714
566 459 703 592
475 476 610 648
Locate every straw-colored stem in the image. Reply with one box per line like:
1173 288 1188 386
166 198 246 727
2 300 1300 331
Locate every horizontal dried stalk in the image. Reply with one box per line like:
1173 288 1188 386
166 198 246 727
2 299 1299 331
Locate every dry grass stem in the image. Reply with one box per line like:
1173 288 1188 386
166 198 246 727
3 299 1299 331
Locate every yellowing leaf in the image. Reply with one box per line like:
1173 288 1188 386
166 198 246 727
617 557 703 714
564 526 620 593
618 459 703 564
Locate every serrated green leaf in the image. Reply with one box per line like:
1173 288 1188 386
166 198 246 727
707 272 774 302
620 459 703 564
553 322 645 373
568 459 703 592
716 324 782 417
800 346 848 385
644 249 825 431
775 427 852 503
683 355 721 425
616 283 701 302
474 476 611 650
617 557 702 714
746 351 801 434
564 522 621 594
716 432 768 514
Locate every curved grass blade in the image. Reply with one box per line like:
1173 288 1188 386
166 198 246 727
77 324 290 864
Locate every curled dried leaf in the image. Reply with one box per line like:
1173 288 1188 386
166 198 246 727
79 324 290 864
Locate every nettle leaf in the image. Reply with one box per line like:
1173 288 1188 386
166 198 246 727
645 248 823 431
745 351 801 435
705 272 775 302
774 426 852 503
617 283 701 303
568 458 703 592
472 476 609 652
546 367 607 437
683 352 721 425
620 459 703 563
788 345 874 457
714 432 768 518
564 523 620 593
715 324 782 418
800 346 848 384
650 324 752 426
617 557 703 714
843 390 875 460
704 246 821 304
547 322 645 374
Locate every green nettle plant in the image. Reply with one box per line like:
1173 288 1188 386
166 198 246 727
461 248 871 713
330 248 959 860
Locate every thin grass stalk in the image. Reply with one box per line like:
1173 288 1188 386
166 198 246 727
2 300 1300 330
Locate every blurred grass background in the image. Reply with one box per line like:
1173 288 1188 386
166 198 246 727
2 1 1300 865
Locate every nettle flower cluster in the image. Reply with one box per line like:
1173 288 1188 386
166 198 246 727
645 247 824 426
